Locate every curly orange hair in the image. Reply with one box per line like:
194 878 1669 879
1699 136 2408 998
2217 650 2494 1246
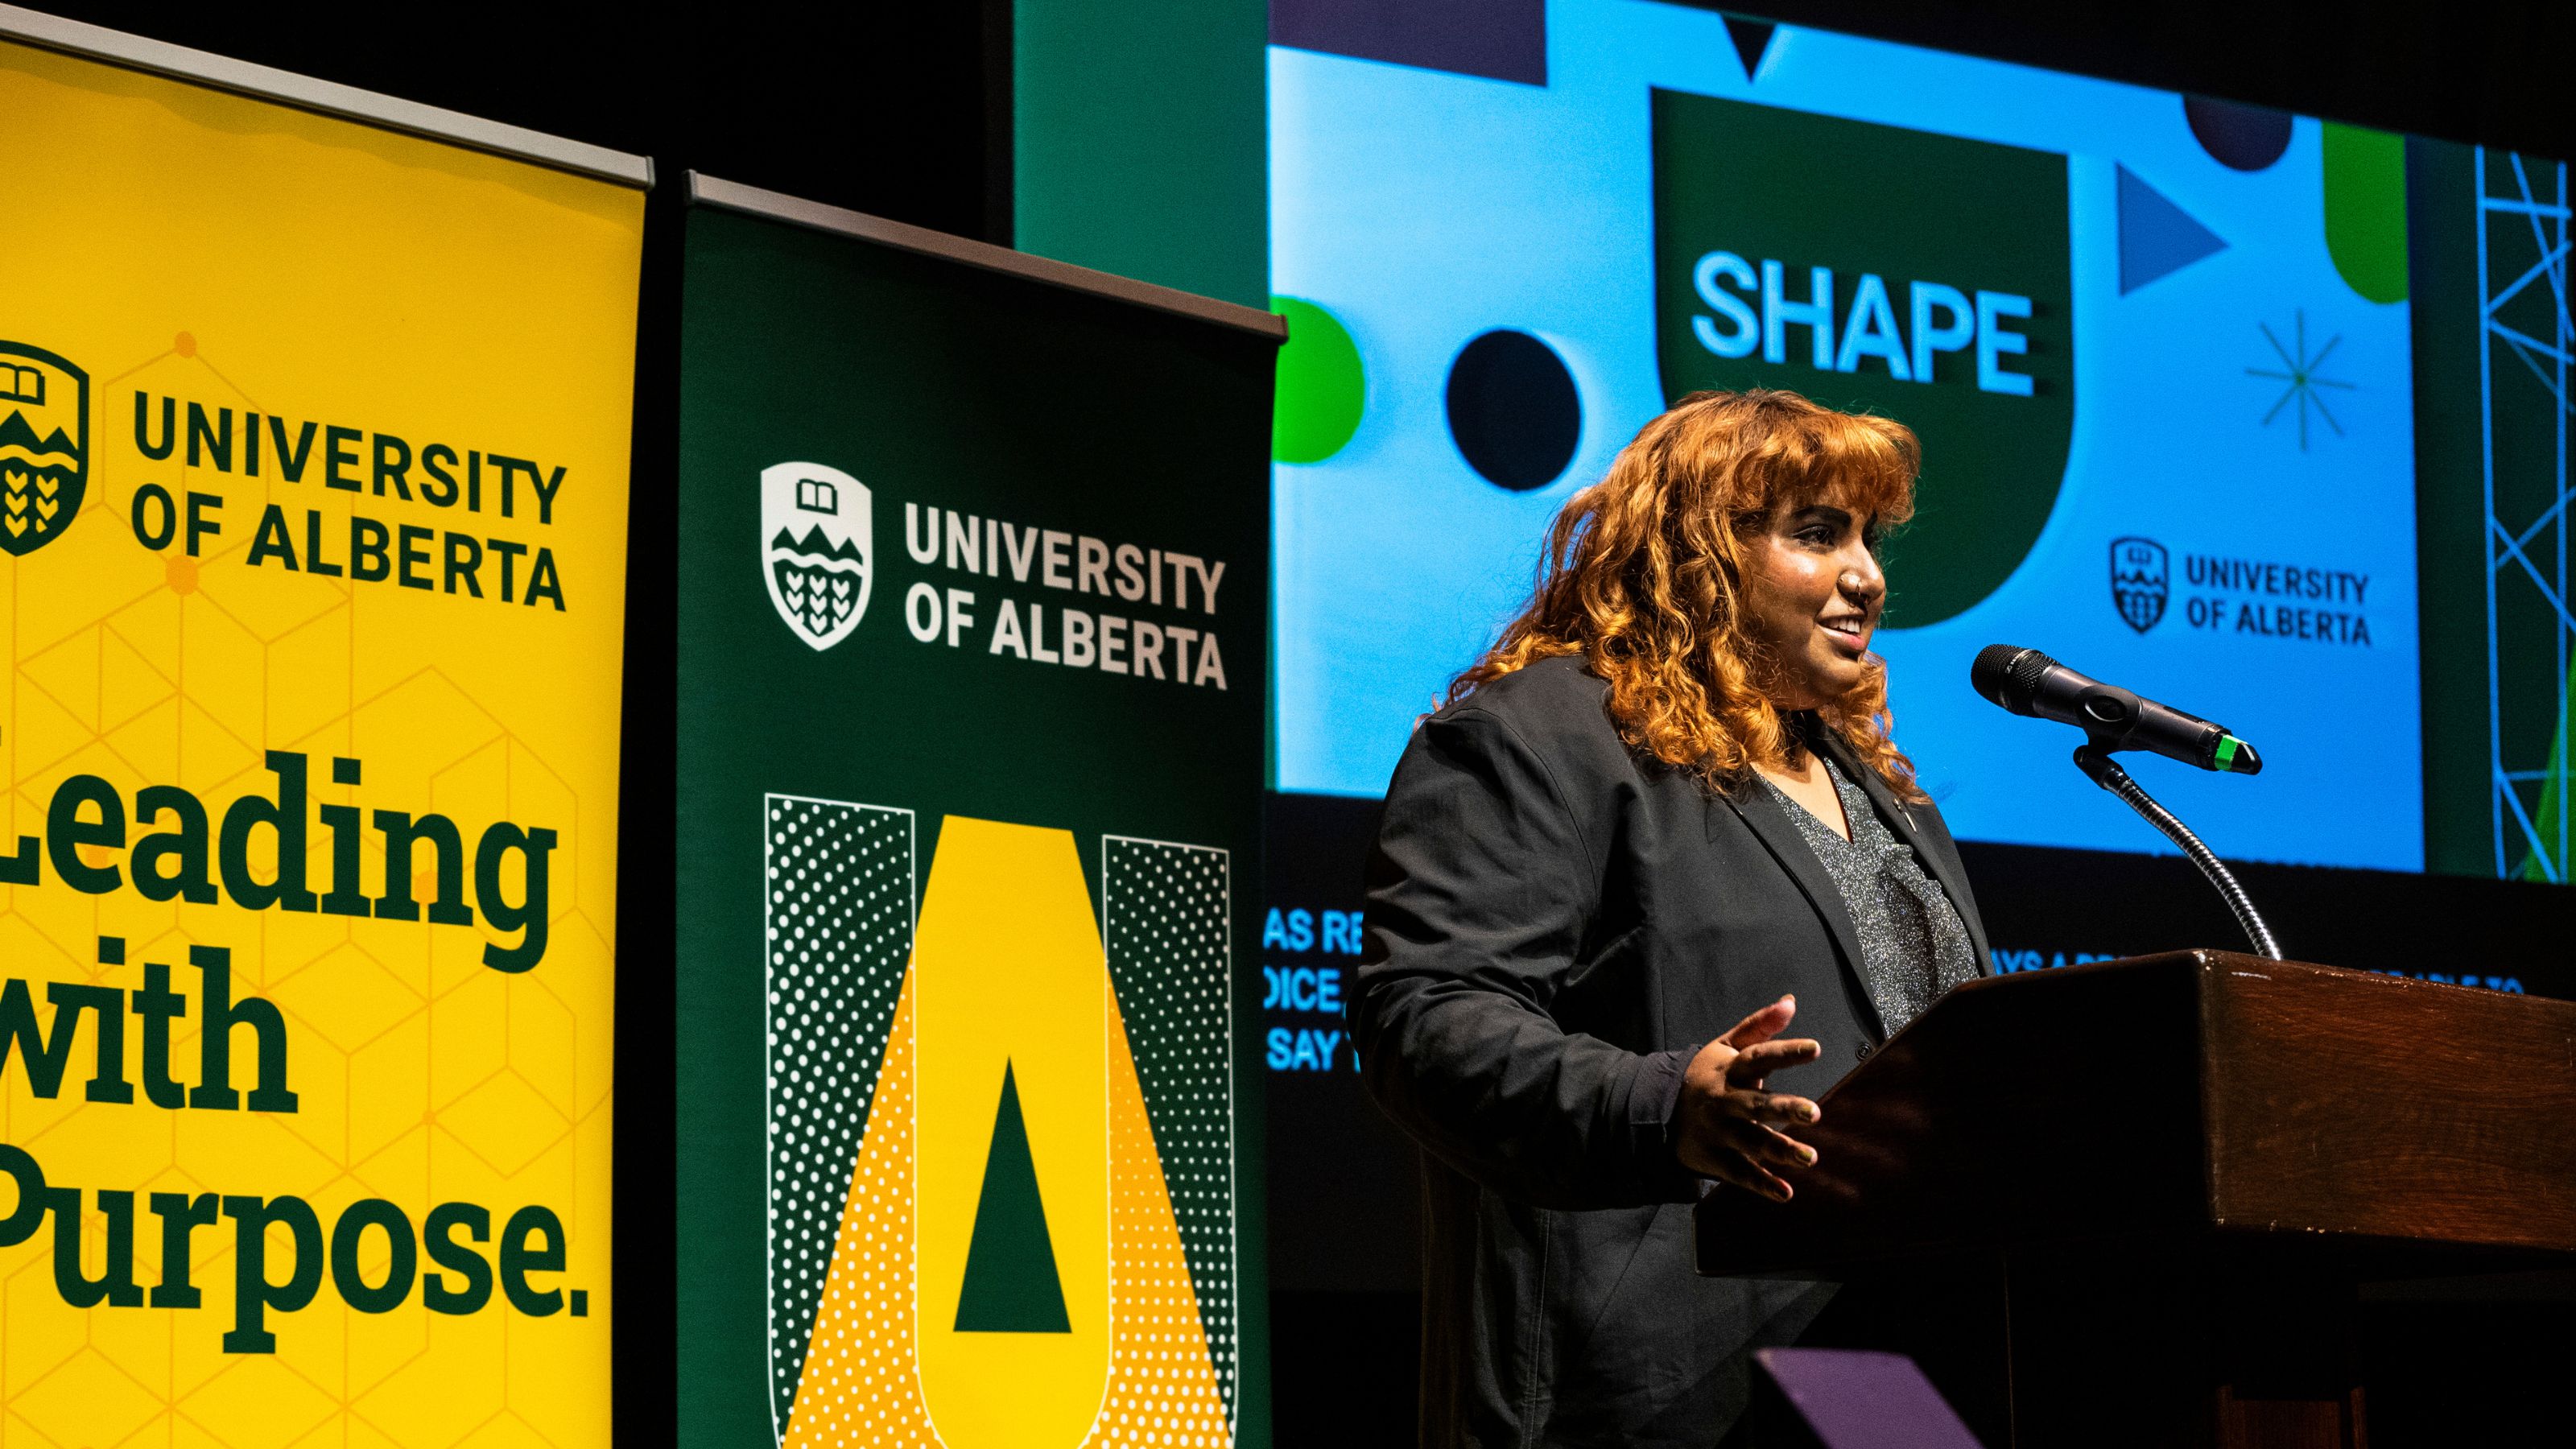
1449 388 1928 801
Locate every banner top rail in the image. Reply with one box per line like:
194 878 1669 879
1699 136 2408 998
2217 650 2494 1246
687 172 1288 342
0 3 653 188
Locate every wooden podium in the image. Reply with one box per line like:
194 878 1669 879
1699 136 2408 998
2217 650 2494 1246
1695 952 2576 1448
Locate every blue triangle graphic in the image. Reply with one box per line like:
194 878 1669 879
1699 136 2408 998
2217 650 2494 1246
2117 164 2228 295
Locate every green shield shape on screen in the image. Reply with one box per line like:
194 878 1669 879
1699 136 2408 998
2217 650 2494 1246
1653 90 2075 627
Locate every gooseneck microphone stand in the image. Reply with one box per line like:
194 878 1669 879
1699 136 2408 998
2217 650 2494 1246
2071 741 2284 961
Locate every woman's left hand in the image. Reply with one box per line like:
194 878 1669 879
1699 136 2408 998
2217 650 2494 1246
1672 995 1824 1200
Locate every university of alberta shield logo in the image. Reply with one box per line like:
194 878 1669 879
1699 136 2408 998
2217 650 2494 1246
762 460 871 650
0 342 88 556
2110 535 2169 634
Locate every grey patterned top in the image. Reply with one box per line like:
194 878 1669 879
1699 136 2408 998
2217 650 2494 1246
1760 753 1979 1034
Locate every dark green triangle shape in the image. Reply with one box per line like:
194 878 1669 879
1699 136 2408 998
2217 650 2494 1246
952 1060 1072 1333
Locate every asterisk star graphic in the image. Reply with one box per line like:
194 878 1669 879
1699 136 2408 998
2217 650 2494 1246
2248 309 2354 451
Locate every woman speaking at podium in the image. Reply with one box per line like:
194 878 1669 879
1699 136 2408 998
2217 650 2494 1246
1356 389 1992 1447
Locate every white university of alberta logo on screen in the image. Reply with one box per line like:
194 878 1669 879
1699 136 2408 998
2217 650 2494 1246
762 460 873 650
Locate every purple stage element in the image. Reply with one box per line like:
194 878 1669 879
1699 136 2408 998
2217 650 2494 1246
1755 1348 1987 1449
1269 0 1547 87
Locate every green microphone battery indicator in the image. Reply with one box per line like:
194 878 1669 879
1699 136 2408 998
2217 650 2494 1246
2212 734 2264 774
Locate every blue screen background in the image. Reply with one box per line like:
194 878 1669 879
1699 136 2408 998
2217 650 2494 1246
1269 2 2425 871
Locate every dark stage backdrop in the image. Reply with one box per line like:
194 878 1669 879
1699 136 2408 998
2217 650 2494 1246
17 3 2568 1444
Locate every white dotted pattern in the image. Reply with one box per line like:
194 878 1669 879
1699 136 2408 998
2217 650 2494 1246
766 795 914 1445
783 972 1234 1449
782 977 937 1448
1089 999 1232 1447
1101 837 1237 1423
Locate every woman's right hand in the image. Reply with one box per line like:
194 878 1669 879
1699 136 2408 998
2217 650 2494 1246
1674 995 1824 1200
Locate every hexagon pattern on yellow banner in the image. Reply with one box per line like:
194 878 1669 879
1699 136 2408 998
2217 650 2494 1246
0 35 638 1447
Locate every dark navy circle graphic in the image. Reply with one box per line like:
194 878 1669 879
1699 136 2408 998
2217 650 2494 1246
1446 329 1579 491
2183 97 2293 171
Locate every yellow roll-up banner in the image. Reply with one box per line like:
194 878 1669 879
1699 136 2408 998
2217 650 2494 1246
0 31 640 1445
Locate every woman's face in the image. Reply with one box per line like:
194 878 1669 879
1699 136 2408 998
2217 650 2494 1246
1736 489 1887 712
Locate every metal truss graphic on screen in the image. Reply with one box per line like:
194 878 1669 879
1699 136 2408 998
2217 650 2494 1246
2478 151 2574 880
761 800 1238 1448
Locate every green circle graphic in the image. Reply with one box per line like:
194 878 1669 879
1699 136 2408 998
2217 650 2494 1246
1270 296 1365 464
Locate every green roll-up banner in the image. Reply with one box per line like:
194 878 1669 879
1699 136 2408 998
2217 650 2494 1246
675 177 1279 1449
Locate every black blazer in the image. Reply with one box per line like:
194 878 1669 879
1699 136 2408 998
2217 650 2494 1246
1355 654 1991 1447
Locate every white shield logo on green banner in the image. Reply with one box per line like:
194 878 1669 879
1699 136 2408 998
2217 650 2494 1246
762 460 872 650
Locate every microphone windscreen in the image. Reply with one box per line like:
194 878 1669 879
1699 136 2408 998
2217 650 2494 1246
1971 644 2027 708
1970 644 2055 715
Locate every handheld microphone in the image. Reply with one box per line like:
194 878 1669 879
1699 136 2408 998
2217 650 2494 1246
1970 644 2262 775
